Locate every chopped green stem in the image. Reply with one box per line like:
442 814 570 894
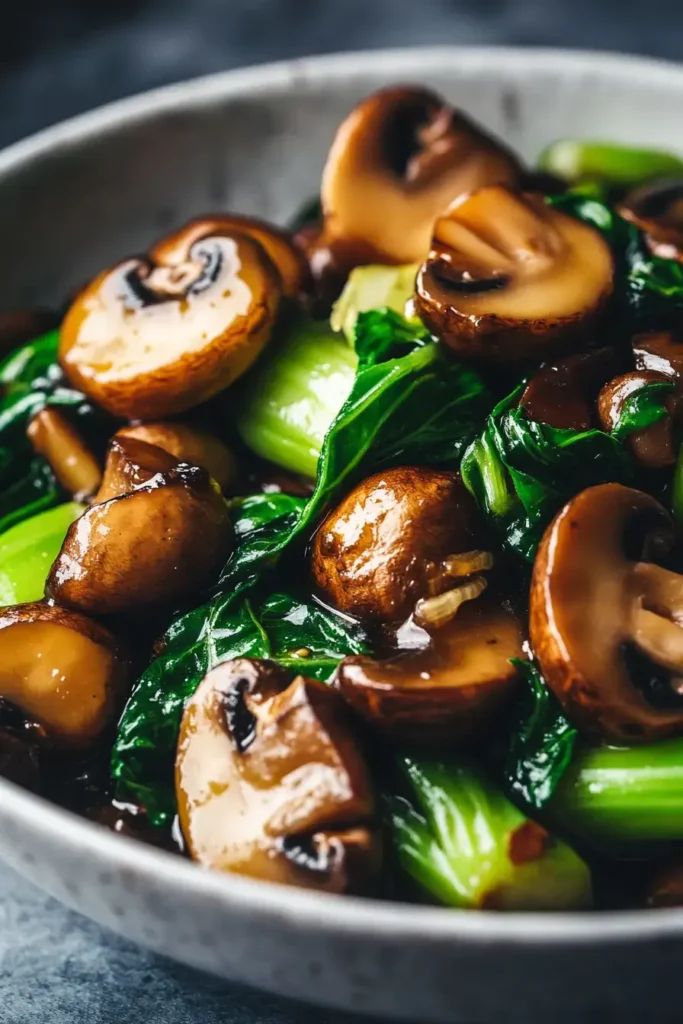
538 139 683 187
461 432 516 519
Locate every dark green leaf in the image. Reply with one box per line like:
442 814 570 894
353 307 430 368
611 379 675 440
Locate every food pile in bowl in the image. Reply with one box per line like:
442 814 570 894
3 85 683 912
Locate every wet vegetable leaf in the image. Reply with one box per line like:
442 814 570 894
354 308 430 368
611 379 675 440
504 659 578 812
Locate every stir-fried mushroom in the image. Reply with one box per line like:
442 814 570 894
316 85 520 269
520 348 617 430
0 603 129 749
632 330 683 380
49 438 232 614
415 186 614 363
531 483 683 743
311 466 485 623
619 180 683 262
115 422 236 493
27 408 102 500
59 220 282 419
176 658 379 893
597 371 681 468
336 598 522 744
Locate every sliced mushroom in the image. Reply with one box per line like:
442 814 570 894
176 658 379 893
415 186 614 363
632 330 683 381
530 483 683 743
115 422 236 493
520 348 618 431
48 439 232 614
597 370 681 468
0 603 129 749
336 598 522 744
311 466 483 623
318 85 520 267
27 408 102 500
619 180 683 262
59 221 282 419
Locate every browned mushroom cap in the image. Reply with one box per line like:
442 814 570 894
115 422 236 493
311 466 485 623
633 330 683 381
415 186 614 363
619 180 683 262
597 370 681 468
336 598 522 744
519 348 617 431
27 408 102 500
530 483 683 744
176 658 379 893
0 602 129 749
59 221 282 419
48 439 232 614
319 85 521 266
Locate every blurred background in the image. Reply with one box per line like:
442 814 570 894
2 0 682 149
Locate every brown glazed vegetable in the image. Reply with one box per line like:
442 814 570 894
176 659 379 892
317 85 520 267
59 220 282 419
115 422 236 493
415 186 614 363
597 371 681 468
336 598 523 744
619 180 683 262
49 438 232 614
530 483 683 743
311 466 484 623
27 408 102 500
632 330 683 380
0 603 129 749
519 348 617 430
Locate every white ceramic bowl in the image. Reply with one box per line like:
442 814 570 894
1 47 683 1024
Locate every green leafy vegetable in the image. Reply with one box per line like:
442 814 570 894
330 263 419 342
503 659 578 812
390 754 591 910
0 501 83 605
461 386 631 561
353 308 430 368
112 590 368 824
538 139 683 188
610 378 675 440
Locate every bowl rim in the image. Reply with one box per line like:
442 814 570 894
3 44 683 945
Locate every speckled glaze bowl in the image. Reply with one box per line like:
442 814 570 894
1 47 683 1024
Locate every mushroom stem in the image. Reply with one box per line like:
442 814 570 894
632 562 683 625
632 607 683 674
415 575 487 629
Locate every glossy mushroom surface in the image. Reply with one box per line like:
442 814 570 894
176 658 379 893
49 439 232 614
530 483 683 743
311 466 482 623
27 407 102 500
318 85 520 267
415 186 614 363
619 180 683 262
597 370 681 468
632 330 683 380
336 599 522 744
520 348 617 430
115 422 236 493
0 603 129 749
59 220 282 419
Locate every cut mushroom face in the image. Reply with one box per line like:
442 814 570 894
27 407 102 500
530 483 683 743
415 186 614 363
49 438 232 614
597 370 681 468
336 598 522 744
59 221 282 419
0 603 129 749
619 180 683 262
176 658 379 893
520 348 618 431
311 466 484 623
115 422 236 493
320 85 521 266
633 330 683 381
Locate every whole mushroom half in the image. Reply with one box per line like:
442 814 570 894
311 466 484 623
176 658 379 893
597 370 681 469
519 348 617 431
619 180 683 262
48 437 232 614
530 483 683 743
317 85 521 268
0 603 129 749
415 186 614 363
59 219 283 419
